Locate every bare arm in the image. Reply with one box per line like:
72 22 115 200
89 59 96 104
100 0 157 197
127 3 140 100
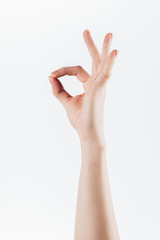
74 136 120 240
49 29 120 240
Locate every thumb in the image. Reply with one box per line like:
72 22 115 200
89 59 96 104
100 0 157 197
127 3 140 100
49 76 72 108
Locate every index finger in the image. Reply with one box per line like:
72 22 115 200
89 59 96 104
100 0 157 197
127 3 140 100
51 65 90 83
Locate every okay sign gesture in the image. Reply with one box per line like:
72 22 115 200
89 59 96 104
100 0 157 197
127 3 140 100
49 30 118 141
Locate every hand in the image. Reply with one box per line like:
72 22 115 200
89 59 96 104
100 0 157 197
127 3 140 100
49 30 118 141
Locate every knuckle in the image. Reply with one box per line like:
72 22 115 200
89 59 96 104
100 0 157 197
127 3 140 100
92 72 98 80
77 65 82 70
89 80 105 94
78 65 82 70
102 70 110 79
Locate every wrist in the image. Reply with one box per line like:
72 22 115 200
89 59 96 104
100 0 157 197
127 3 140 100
78 130 106 152
78 133 107 165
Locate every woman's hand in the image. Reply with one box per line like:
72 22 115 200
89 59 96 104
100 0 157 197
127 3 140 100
49 30 118 142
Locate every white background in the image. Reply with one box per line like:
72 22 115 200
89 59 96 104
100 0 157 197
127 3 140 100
0 0 160 239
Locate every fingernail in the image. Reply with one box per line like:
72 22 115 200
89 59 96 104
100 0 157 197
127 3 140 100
109 33 112 39
51 70 58 76
85 29 90 35
115 50 118 57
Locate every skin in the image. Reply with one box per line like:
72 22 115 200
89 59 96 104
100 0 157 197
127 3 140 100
49 29 120 240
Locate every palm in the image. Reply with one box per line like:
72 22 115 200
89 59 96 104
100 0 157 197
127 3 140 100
64 77 96 131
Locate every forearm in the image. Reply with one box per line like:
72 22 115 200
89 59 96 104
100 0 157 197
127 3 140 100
49 29 119 240
74 134 120 240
